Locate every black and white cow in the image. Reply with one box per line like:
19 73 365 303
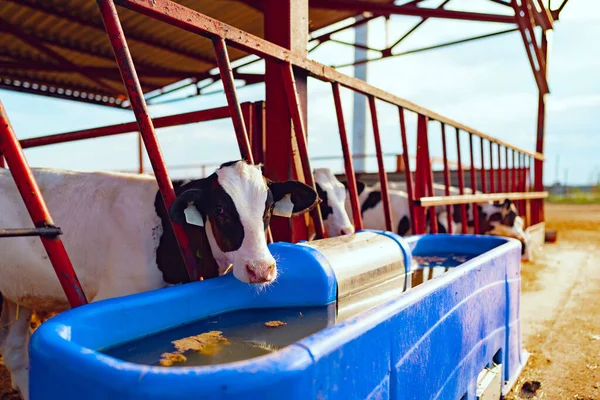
0 160 318 399
314 168 355 237
312 168 530 257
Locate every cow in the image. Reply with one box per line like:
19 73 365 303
343 179 531 258
307 168 530 258
313 168 355 237
0 160 318 399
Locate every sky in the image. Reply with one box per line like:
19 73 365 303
1 0 598 185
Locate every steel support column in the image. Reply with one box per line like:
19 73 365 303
533 31 549 224
264 0 309 243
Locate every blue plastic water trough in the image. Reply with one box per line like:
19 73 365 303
29 231 527 399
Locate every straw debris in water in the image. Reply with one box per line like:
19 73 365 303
264 320 287 328
158 331 230 366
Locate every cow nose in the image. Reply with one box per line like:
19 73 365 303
245 263 277 284
340 227 354 236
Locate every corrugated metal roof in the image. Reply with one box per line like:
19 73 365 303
0 0 385 107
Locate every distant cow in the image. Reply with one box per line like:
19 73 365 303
309 168 530 257
0 160 318 399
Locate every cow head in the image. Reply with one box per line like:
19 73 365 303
169 161 318 284
313 168 355 237
479 199 530 258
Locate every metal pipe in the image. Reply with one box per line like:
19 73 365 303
489 141 496 193
212 38 253 163
479 137 487 193
455 128 468 233
332 82 363 231
0 101 88 308
497 143 503 194
0 227 62 238
469 133 480 234
117 0 544 162
505 146 510 193
418 191 549 207
399 107 418 234
281 63 326 239
415 115 437 234
96 0 200 281
21 106 231 149
368 96 393 232
440 123 453 234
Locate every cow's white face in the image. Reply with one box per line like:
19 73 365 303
314 168 355 237
170 161 318 284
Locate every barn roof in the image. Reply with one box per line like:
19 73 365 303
0 0 390 108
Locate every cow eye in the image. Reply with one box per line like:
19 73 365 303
215 205 225 215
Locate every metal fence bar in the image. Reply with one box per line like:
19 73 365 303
20 106 231 149
117 0 544 161
479 137 487 194
418 191 549 206
368 96 393 232
455 128 468 233
440 123 453 233
0 101 88 308
213 38 253 163
332 82 363 230
281 63 326 239
468 133 480 234
415 115 437 234
505 146 510 193
399 107 418 234
489 141 496 193
97 0 200 281
497 143 503 194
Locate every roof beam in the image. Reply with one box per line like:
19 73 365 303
0 60 191 80
0 27 198 80
309 0 516 23
4 0 216 66
0 81 123 108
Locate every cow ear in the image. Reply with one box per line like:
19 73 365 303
501 199 512 210
169 189 205 225
268 180 318 217
341 180 366 195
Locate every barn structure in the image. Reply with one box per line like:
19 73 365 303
0 0 566 305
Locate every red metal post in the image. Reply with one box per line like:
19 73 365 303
96 0 200 281
0 102 88 308
415 115 437 234
479 137 487 193
440 123 453 234
489 141 496 193
455 128 468 233
213 38 253 163
533 31 549 225
332 82 363 231
368 96 393 232
252 102 266 164
497 143 503 194
399 108 418 234
505 146 510 193
20 106 231 149
0 154 4 168
281 63 326 239
264 0 309 243
469 133 480 234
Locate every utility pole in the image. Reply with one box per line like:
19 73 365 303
352 18 368 173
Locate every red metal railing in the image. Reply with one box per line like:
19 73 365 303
94 0 546 242
0 101 88 308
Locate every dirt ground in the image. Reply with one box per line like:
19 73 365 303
0 204 598 399
505 204 600 400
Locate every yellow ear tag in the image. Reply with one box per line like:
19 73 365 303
184 204 204 227
273 194 294 218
